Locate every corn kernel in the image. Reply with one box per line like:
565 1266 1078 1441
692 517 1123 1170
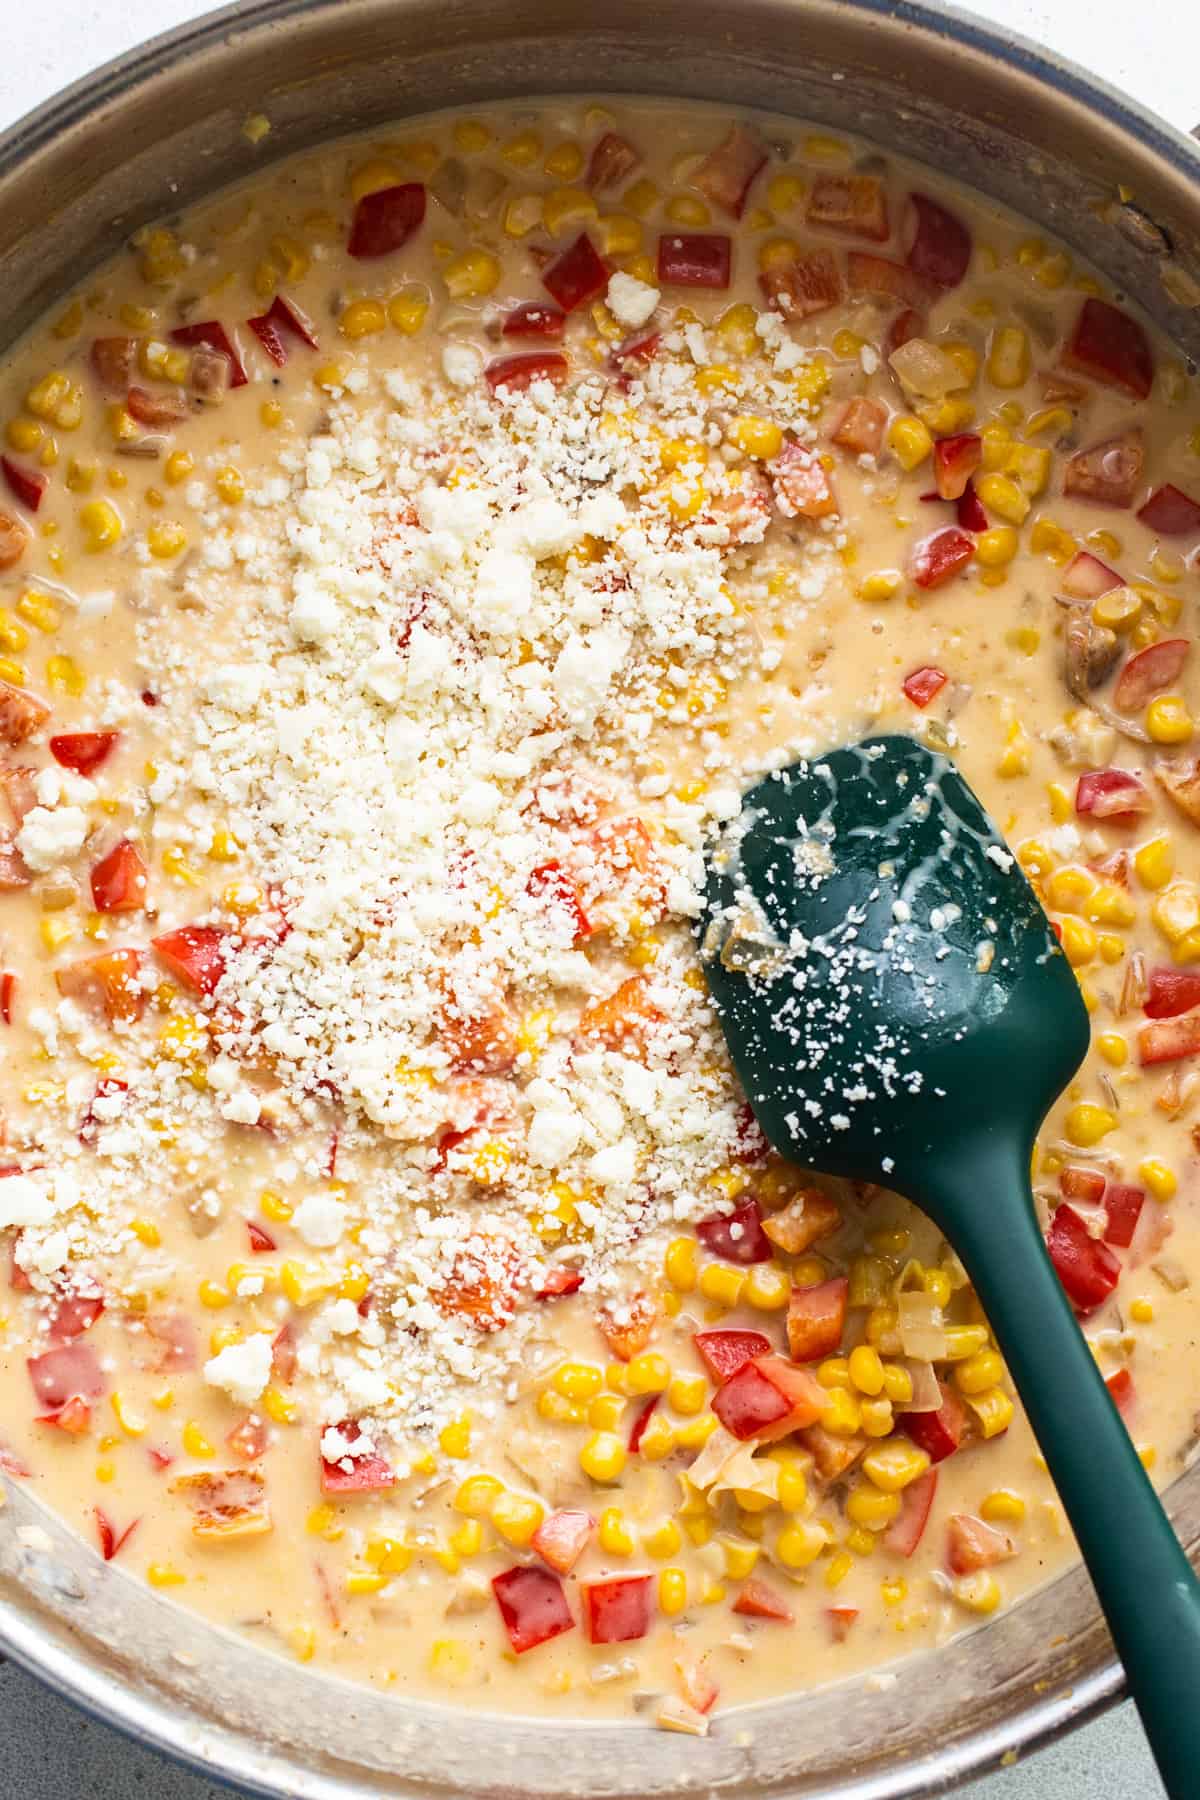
775 1461 809 1512
625 1352 671 1395
743 1262 790 1310
439 1414 471 1458
975 472 1030 525
111 1391 146 1437
845 1344 884 1397
1063 1102 1116 1148
553 1360 604 1401
822 1387 863 1436
491 1490 544 1546
260 1189 293 1223
986 326 1030 390
697 1263 745 1307
724 414 784 461
967 1387 1015 1438
441 249 502 300
599 1507 634 1555
776 1519 827 1569
862 1440 931 1493
976 526 1018 567
588 1393 624 1431
79 499 122 551
887 414 933 471
982 1489 1026 1524
1097 1032 1128 1067
262 1385 298 1425
657 1567 688 1616
858 570 903 605
1045 867 1096 913
1139 1158 1177 1202
501 130 541 166
643 1517 682 1559
719 1536 760 1579
954 1571 1002 1614
1147 695 1194 745
147 1564 186 1588
182 1421 213 1459
846 1484 902 1531
454 1474 503 1517
955 1349 1006 1395
1058 916 1098 968
579 1431 626 1483
881 1363 914 1405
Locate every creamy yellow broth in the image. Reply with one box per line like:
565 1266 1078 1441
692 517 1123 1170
0 96 1196 1732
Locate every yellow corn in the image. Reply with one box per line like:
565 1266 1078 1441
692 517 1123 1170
698 1263 745 1307
1139 1158 1177 1202
727 415 784 460
1147 696 1194 745
743 1263 790 1309
442 249 501 299
967 1387 1015 1438
1063 1102 1116 1148
579 1431 626 1482
599 1507 634 1555
491 1491 544 1547
987 327 1030 389
846 1484 901 1530
887 415 933 471
954 1571 1002 1614
453 1474 503 1517
981 1489 1026 1524
181 1421 213 1459
861 1440 931 1493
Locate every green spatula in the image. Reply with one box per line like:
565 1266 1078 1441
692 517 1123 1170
700 733 1199 1797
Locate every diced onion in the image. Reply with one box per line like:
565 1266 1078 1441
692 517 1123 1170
897 1290 948 1362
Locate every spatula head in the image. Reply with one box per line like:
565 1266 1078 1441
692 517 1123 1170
699 736 1089 1196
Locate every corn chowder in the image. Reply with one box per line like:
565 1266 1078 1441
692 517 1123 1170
0 97 1197 1733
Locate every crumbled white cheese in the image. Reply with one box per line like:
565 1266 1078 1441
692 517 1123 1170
606 272 660 330
203 1332 275 1406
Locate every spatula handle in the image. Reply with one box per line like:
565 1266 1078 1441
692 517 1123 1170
926 1142 1199 1799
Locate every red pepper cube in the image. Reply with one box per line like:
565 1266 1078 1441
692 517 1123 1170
1145 967 1200 1020
785 1276 848 1362
693 1327 772 1383
484 352 569 394
1139 1014 1200 1066
901 1382 966 1463
731 1576 794 1622
932 433 981 501
347 183 426 259
882 1467 938 1557
902 665 948 710
1045 1203 1121 1311
530 1509 594 1575
909 525 974 589
1062 298 1154 400
1113 638 1190 712
657 232 732 290
695 1196 772 1265
0 457 47 513
91 839 148 914
169 320 248 388
946 1513 1015 1575
711 1353 825 1441
152 924 228 995
904 193 972 288
493 1565 575 1653
502 302 567 341
586 132 641 192
955 481 988 533
247 294 320 363
1074 769 1151 821
27 1342 105 1411
1060 550 1123 599
542 233 609 312
319 1421 395 1495
1137 483 1200 538
1102 1183 1145 1250
50 731 119 776
582 1573 654 1644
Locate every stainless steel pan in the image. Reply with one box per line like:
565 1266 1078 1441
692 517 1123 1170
1 3 1198 1794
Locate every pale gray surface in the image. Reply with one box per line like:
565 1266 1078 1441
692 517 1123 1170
0 0 1188 1796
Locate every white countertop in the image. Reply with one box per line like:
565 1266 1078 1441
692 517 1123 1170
0 2 1185 1796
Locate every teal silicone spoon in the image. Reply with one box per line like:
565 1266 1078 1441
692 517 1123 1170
700 732 1199 1797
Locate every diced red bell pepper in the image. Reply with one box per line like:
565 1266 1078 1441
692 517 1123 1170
933 433 981 502
905 194 971 288
47 1289 104 1341
1059 1165 1107 1205
627 1393 661 1453
806 174 889 242
347 182 426 259
582 1573 654 1644
658 232 732 289
1106 1367 1135 1415
493 1564 575 1653
484 352 568 393
692 123 768 219
145 1310 199 1373
270 1322 297 1384
533 1265 584 1299
882 1467 938 1556
830 396 886 458
502 302 567 341
1137 483 1200 538
1061 551 1123 600
609 328 661 369
956 481 988 532
126 386 188 428
696 1196 772 1264
95 1507 139 1561
151 924 228 995
246 1219 276 1253
0 971 14 1024
247 294 319 363
771 439 838 520
1145 966 1200 1020
1062 432 1144 508
1046 1203 1121 1312
759 245 841 318
543 233 609 312
902 665 948 710
527 860 590 942
91 839 148 913
1113 638 1190 712
38 1395 92 1434
531 1508 594 1575
1 456 47 513
693 1327 772 1383
27 1342 105 1410
827 1605 860 1642
846 251 930 310
169 320 248 387
946 1513 1015 1575
319 1420 395 1494
887 306 924 354
226 1414 269 1461
586 131 641 191
90 337 138 390
909 525 974 589
1074 769 1151 821
732 1576 794 1622
56 948 145 1024
901 1383 966 1463
1139 1013 1200 1065
1102 1183 1145 1250
1062 298 1153 400
49 731 118 776
785 1276 848 1362
711 1353 825 1441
